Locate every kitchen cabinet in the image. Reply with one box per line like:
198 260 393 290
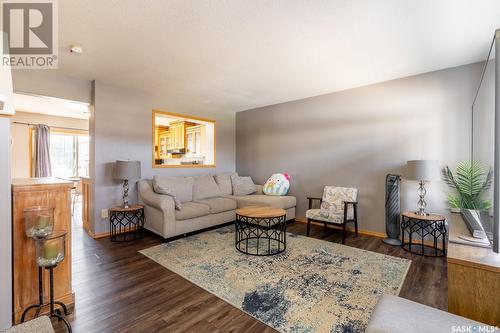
169 121 196 150
186 125 205 156
156 127 170 158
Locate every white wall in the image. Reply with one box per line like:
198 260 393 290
10 112 89 178
0 117 12 329
237 62 480 233
91 81 236 234
12 70 91 104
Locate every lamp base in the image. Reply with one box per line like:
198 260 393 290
122 180 129 209
416 181 429 216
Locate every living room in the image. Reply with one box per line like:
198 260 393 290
0 1 499 332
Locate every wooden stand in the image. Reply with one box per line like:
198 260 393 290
447 213 500 326
12 178 75 324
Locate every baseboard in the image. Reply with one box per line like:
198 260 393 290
87 219 387 240
86 226 138 239
294 218 386 238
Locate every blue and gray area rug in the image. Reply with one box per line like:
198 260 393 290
140 226 411 333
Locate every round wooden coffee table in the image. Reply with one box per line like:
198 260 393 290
235 206 287 256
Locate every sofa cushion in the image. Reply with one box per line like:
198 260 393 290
153 176 194 209
231 174 257 196
306 209 343 224
214 173 237 196
194 197 237 214
174 202 211 220
193 174 222 200
226 194 296 210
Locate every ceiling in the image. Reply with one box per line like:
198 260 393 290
14 93 89 119
57 0 500 113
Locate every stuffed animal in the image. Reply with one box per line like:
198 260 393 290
263 173 291 196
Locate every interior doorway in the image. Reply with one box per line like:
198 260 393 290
10 92 91 235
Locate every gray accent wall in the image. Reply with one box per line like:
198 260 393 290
0 117 11 329
91 81 236 234
236 63 482 234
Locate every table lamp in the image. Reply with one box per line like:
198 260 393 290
114 160 141 208
405 160 440 216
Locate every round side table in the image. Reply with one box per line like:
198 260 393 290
401 211 447 257
109 205 145 242
235 206 287 256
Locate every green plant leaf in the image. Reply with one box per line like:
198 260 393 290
442 161 492 210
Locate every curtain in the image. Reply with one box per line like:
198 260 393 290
32 124 52 177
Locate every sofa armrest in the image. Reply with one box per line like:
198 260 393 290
138 180 175 212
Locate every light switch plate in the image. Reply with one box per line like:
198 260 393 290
101 209 109 219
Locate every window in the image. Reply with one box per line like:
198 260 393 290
153 110 216 168
48 131 89 178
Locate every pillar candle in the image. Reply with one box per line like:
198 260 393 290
36 214 50 229
43 242 58 260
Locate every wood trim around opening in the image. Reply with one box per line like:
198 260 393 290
152 109 216 169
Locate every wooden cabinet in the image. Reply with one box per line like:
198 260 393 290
186 124 205 155
169 121 196 150
12 178 75 323
447 213 500 326
157 128 170 158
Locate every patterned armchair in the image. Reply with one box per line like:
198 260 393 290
305 186 358 244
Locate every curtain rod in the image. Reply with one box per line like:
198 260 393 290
12 121 88 132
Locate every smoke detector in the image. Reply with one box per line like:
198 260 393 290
70 44 83 54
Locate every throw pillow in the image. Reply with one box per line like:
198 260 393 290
263 173 291 196
214 173 237 195
153 175 194 210
193 174 222 200
231 174 257 196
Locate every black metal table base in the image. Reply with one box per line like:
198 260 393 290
110 208 145 242
235 214 286 256
21 266 72 332
401 215 447 257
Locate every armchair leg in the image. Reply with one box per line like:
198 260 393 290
307 219 311 236
342 222 346 244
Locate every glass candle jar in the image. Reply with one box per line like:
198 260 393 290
24 206 54 239
35 231 66 267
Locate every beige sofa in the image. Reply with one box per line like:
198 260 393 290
138 174 296 239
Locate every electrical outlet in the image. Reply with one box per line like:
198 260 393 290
101 209 109 219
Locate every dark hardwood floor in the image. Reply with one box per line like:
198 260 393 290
51 217 447 332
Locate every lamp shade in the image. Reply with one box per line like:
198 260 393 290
114 160 141 180
404 160 440 182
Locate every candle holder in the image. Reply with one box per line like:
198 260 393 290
35 231 65 267
24 206 54 239
21 231 72 332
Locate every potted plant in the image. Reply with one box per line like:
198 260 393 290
442 160 492 212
